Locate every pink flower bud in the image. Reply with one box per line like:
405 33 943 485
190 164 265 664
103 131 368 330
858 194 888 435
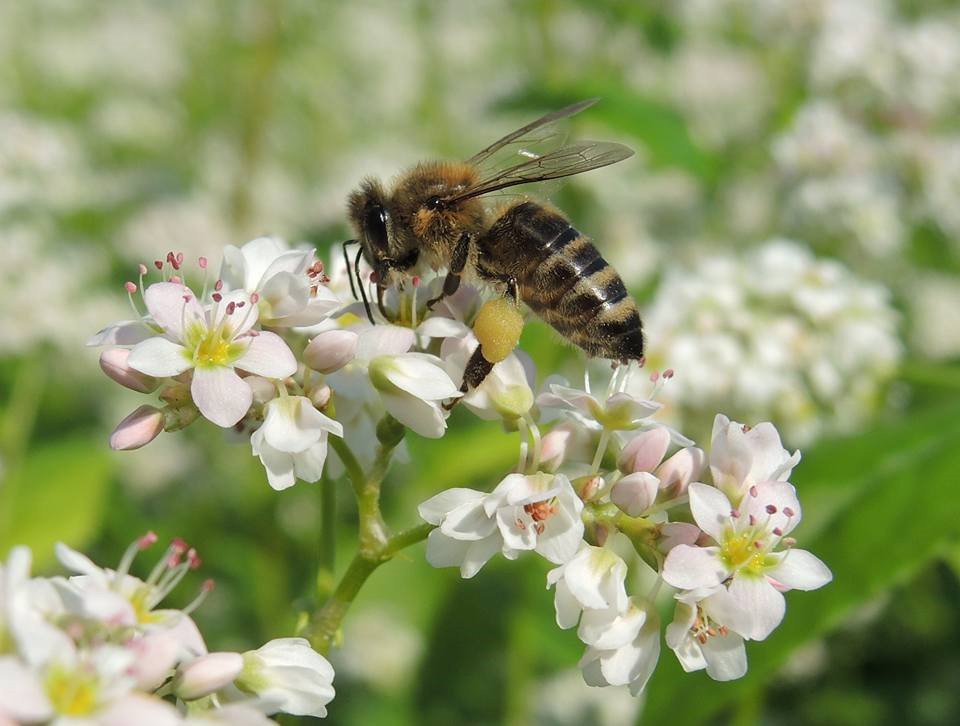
655 446 706 497
99 348 160 393
656 522 701 554
110 405 164 450
245 375 278 405
174 652 244 700
309 384 332 410
304 329 358 374
611 471 660 516
618 427 670 474
539 426 572 473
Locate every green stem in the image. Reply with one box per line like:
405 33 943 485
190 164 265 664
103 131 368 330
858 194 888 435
305 522 433 654
316 476 337 601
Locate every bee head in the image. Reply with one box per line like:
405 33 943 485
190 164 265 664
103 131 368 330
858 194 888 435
347 178 410 286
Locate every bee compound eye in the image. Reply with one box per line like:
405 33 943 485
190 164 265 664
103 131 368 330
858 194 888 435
426 196 445 211
363 204 389 252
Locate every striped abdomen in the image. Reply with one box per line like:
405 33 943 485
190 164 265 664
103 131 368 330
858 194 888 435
477 201 644 362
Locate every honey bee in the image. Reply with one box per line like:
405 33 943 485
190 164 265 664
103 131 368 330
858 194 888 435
344 99 643 391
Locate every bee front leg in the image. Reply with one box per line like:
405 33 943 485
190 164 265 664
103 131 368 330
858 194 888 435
427 232 471 310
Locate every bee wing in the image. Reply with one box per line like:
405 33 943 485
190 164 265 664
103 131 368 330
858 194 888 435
450 141 634 203
467 98 600 168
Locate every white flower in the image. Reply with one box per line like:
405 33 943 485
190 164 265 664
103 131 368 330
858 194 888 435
708 414 799 505
219 236 341 328
662 482 832 640
126 282 297 427
419 473 585 578
368 352 460 438
440 333 534 422
665 588 748 681
537 381 660 432
578 598 661 696
546 544 628 632
250 395 343 490
234 637 335 719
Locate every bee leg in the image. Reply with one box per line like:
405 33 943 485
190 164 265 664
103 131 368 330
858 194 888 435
427 232 471 310
444 345 494 409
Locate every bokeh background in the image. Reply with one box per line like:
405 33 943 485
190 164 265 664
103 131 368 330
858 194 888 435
2 0 960 723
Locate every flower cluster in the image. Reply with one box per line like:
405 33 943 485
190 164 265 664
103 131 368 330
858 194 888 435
418 362 831 693
0 536 334 724
642 239 902 444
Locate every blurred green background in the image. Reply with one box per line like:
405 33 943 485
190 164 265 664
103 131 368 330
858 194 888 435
2 1 960 724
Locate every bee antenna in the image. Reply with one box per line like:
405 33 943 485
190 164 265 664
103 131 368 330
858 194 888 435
341 239 360 301
354 246 376 325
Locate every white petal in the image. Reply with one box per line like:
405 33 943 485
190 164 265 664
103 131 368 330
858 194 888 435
727 574 786 640
144 282 204 340
417 316 470 338
425 529 471 569
768 549 832 591
440 499 497 541
381 392 447 438
251 429 296 490
260 271 310 320
702 632 748 681
579 601 646 650
600 617 660 693
261 396 341 453
293 436 330 483
744 481 803 536
235 331 297 379
54 542 103 577
535 506 583 565
564 546 627 610
688 482 733 542
552 577 581 630
98 693 181 726
87 319 156 346
0 657 52 722
192 367 253 427
662 545 728 590
460 535 502 578
418 488 485 525
379 354 461 400
127 337 192 377
496 508 537 552
259 249 312 285
356 324 415 359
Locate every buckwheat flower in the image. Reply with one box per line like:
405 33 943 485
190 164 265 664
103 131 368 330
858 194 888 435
250 395 344 490
662 482 832 640
183 704 277 726
126 282 296 427
219 236 341 328
709 414 799 505
537 381 660 433
419 489 501 578
234 638 335 719
578 598 661 696
487 473 584 565
547 544 629 631
53 537 209 656
368 353 460 438
665 588 748 681
441 333 534 422
0 656 51 723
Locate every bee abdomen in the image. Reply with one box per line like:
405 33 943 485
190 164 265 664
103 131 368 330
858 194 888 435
503 205 643 362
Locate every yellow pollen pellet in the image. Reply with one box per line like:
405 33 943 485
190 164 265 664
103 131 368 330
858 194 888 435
473 298 524 363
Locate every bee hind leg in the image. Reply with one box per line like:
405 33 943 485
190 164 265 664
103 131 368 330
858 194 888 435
444 346 494 410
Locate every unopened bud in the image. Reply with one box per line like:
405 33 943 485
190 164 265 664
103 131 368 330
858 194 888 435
611 471 660 517
655 446 706 497
245 375 277 405
163 405 199 431
618 427 670 474
309 384 332 410
573 474 603 502
304 329 358 374
174 652 244 701
110 405 164 450
99 348 160 393
539 426 572 473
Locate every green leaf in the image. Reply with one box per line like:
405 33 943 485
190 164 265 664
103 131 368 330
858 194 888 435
640 401 960 724
0 436 113 570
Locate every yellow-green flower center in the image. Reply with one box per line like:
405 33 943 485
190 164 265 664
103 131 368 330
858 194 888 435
46 664 100 716
720 528 776 575
185 323 245 369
